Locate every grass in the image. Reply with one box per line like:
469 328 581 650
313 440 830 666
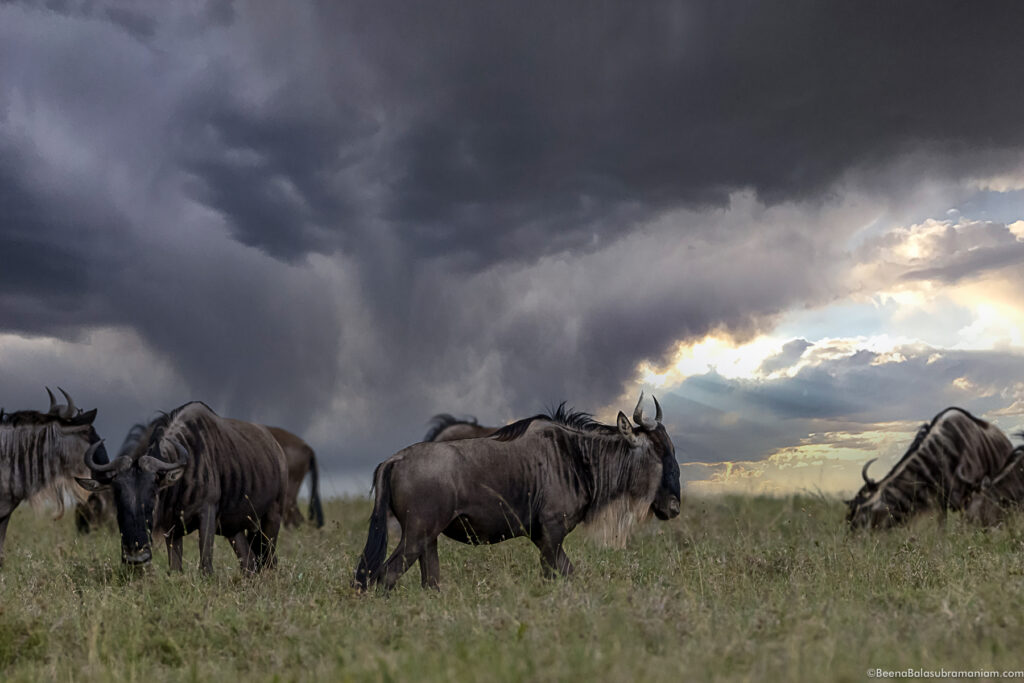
2 494 1024 682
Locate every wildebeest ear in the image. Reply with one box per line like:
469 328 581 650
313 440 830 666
980 475 993 490
616 411 640 447
75 477 110 492
69 408 98 425
156 465 186 489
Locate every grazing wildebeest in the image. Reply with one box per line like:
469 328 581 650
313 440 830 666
354 394 681 591
77 422 325 532
846 407 1013 529
266 426 324 528
424 414 499 442
77 401 287 574
75 421 150 534
961 442 1024 526
0 388 107 567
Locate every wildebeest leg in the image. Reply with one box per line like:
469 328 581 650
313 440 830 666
166 533 184 572
256 506 282 571
534 528 574 579
0 510 12 569
229 531 256 573
419 538 440 590
198 504 216 575
381 531 429 590
284 502 303 529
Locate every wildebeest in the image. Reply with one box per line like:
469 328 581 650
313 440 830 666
424 414 499 442
354 394 681 591
75 421 150 534
77 422 325 533
265 426 324 528
846 407 1013 529
1 388 107 567
962 442 1024 526
77 401 287 574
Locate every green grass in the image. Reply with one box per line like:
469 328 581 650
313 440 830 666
2 495 1024 681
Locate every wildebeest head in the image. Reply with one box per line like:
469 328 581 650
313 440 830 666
845 458 894 529
76 436 186 565
619 394 681 520
1 388 106 510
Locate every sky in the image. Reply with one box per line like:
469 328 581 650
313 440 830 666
2 1 1023 498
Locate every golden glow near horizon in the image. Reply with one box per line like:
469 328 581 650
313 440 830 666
628 208 1024 497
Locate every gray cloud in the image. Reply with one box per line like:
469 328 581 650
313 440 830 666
2 1 1024 480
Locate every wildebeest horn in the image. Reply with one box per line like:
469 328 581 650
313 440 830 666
172 440 188 463
633 392 645 425
861 458 878 485
84 440 123 473
58 387 76 418
46 387 58 414
955 462 972 485
653 395 663 424
139 454 183 473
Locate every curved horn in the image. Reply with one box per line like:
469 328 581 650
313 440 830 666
633 392 646 425
139 454 183 473
172 440 188 463
954 462 973 485
861 458 878 485
653 395 663 423
57 387 76 418
84 440 122 474
46 387 58 414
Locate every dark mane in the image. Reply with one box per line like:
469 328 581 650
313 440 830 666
1 410 60 427
424 414 478 442
145 401 216 452
890 407 986 471
491 402 612 442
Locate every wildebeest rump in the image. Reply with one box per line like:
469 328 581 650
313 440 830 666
354 395 681 591
846 407 1013 529
77 401 287 574
0 388 108 567
265 426 324 528
962 441 1024 526
423 414 499 442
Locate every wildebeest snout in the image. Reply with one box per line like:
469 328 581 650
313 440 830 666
122 545 152 565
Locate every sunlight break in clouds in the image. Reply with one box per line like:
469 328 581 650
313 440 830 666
626 206 1024 498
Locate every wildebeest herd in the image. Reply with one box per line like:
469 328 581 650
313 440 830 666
1 388 1023 590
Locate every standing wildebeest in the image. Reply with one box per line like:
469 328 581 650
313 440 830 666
1 388 107 567
424 414 499 442
75 421 150 534
77 401 287 574
846 407 1013 529
354 394 681 591
961 442 1024 526
266 426 324 528
77 422 325 532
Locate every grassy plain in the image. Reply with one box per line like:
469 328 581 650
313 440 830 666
2 494 1024 682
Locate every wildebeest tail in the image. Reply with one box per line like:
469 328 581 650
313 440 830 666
353 460 394 590
307 450 324 528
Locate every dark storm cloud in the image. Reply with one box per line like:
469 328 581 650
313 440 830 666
2 1 1024 478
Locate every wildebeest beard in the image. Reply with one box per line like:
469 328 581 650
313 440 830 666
354 395 681 591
